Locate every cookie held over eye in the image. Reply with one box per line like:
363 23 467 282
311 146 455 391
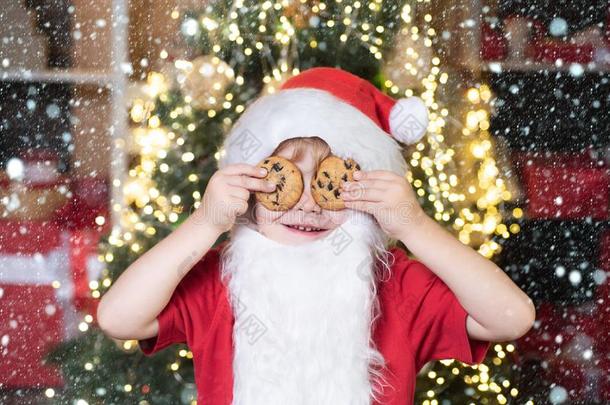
255 156 304 211
311 156 361 210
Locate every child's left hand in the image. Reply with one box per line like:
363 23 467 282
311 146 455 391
340 170 425 239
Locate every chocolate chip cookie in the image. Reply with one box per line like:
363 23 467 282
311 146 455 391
311 156 361 210
255 156 304 211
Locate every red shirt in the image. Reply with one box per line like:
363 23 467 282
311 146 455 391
139 244 491 404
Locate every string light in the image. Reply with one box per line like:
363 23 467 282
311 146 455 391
380 0 513 261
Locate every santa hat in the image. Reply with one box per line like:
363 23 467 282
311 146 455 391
219 67 429 175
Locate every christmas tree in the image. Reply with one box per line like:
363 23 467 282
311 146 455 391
47 1 525 403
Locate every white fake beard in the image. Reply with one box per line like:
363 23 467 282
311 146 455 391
220 210 391 405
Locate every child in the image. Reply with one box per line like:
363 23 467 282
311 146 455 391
97 67 535 405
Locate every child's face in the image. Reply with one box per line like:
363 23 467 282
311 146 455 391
255 144 349 245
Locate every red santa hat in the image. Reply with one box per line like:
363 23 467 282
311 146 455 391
219 67 429 175
280 67 429 145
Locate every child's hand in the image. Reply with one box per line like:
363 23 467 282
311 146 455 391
340 170 425 239
193 164 276 234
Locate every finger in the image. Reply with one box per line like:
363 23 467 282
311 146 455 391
343 200 378 214
227 186 250 201
228 199 249 216
341 179 391 191
353 170 399 181
222 163 268 178
340 187 384 202
227 175 276 192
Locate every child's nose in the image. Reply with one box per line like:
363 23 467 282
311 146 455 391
294 184 321 213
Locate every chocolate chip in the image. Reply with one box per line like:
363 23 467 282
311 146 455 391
327 182 334 191
317 180 323 188
271 163 283 172
344 160 353 169
341 174 348 182
323 171 330 178
333 189 340 198
355 163 361 170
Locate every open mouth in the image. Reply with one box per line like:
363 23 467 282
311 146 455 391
282 223 329 235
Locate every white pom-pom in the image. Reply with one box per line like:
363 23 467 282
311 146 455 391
388 96 429 144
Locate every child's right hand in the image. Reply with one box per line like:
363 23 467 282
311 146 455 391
193 163 276 234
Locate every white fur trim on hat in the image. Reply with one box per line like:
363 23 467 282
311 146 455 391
389 97 429 145
219 88 408 175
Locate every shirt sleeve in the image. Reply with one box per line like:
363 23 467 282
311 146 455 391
138 245 224 356
394 251 492 371
138 283 188 355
